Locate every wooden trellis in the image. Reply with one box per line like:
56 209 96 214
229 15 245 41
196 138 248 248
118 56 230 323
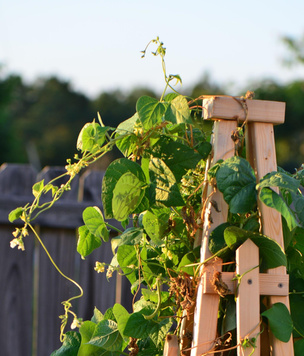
164 96 294 355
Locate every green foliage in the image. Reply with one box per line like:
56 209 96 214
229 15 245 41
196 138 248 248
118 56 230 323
8 39 304 355
262 303 293 342
216 156 257 214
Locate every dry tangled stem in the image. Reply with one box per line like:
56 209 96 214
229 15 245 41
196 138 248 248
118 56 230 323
169 271 197 321
128 337 139 356
211 271 230 298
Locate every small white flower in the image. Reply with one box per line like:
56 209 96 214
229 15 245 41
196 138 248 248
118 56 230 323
10 238 19 248
71 318 82 329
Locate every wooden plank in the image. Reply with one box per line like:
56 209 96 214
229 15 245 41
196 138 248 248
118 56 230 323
0 225 34 356
236 239 260 355
0 164 36 356
203 272 289 296
246 122 294 355
163 334 180 356
191 119 237 356
203 96 285 124
36 227 77 355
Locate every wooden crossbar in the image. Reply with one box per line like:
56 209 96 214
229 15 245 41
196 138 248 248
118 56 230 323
203 96 285 124
203 269 289 296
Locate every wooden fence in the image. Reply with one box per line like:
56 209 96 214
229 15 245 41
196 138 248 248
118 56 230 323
0 163 133 356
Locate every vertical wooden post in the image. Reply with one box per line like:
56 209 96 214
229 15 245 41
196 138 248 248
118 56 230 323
236 239 260 355
163 335 180 356
246 122 294 355
191 120 237 356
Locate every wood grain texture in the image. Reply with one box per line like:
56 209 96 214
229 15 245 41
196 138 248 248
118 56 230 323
37 227 77 355
0 225 34 356
191 120 237 356
203 97 285 124
203 271 289 296
236 239 260 355
246 122 294 355
163 334 180 356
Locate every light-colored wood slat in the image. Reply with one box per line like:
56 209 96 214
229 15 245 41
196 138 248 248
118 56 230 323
163 334 180 356
203 271 289 296
203 96 285 124
191 119 237 356
246 122 294 355
236 239 260 355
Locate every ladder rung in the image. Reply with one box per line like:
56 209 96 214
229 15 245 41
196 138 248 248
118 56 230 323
203 270 289 296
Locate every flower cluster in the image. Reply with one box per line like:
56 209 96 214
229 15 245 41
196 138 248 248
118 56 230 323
10 227 28 251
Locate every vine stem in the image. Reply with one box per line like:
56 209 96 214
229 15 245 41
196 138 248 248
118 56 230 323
28 222 83 300
28 222 83 341
144 276 162 320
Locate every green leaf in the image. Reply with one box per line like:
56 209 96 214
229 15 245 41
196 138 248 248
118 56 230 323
113 304 130 338
196 141 212 159
164 95 191 124
83 206 109 242
257 171 300 192
149 157 184 207
117 245 138 285
209 222 232 257
112 172 146 221
262 303 293 342
50 331 81 356
140 246 166 284
291 193 304 226
32 179 44 198
115 113 140 157
102 158 147 219
224 226 287 270
294 338 304 355
123 312 152 339
117 227 143 246
142 210 169 245
89 320 123 351
178 251 197 276
164 93 179 102
148 136 204 181
136 96 166 130
77 225 102 258
103 308 117 322
216 156 257 214
222 296 236 333
149 318 173 347
8 207 24 222
91 307 104 324
290 293 304 338
78 321 104 356
293 227 304 255
259 187 298 230
77 122 110 152
116 113 140 135
142 289 171 305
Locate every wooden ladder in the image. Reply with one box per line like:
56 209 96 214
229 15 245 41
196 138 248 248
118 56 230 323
164 97 294 356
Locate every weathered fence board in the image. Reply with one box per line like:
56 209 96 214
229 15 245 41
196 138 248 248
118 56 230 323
0 225 35 356
0 163 133 356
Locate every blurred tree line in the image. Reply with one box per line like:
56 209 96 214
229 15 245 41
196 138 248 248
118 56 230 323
0 49 304 171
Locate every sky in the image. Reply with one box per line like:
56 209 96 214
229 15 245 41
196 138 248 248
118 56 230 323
1 0 304 98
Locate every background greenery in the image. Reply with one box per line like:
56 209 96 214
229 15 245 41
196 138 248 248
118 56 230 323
1 34 304 172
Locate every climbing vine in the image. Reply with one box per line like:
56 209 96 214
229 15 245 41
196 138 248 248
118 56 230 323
8 38 304 355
